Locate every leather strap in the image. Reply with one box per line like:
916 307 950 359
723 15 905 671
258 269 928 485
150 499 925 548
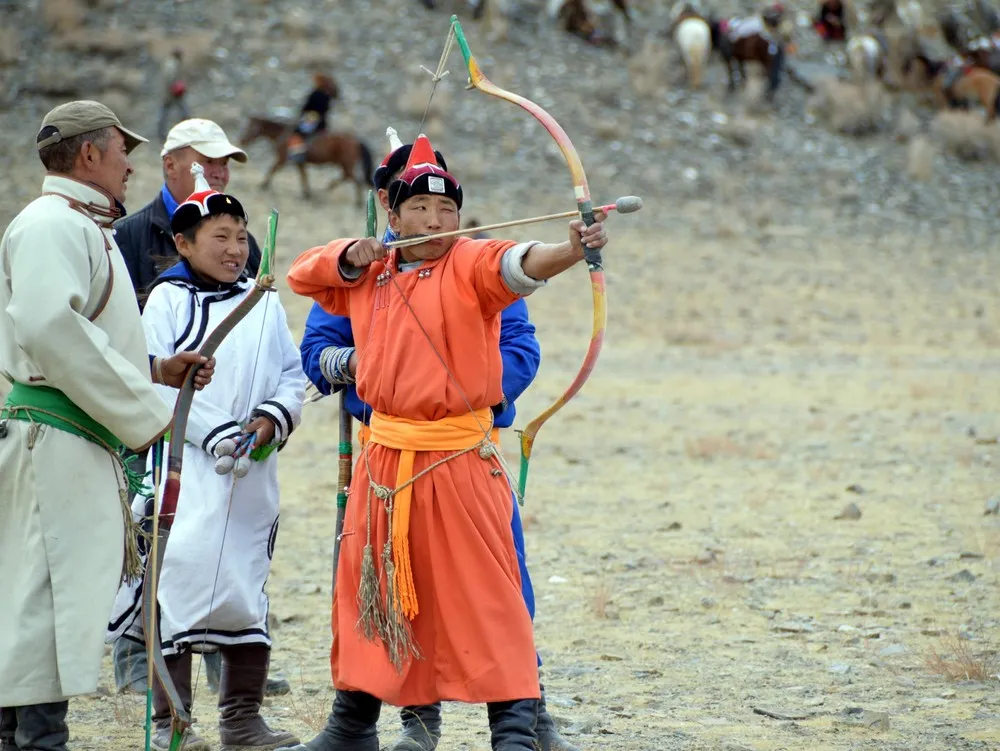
42 191 115 322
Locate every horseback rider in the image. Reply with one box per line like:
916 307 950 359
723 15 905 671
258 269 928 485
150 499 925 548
289 73 339 165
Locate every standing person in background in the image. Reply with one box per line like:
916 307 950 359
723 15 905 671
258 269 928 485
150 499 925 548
158 50 191 141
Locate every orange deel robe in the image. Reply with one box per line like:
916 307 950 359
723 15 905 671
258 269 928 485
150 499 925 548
287 238 540 706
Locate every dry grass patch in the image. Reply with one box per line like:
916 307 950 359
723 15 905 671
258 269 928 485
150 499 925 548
930 111 1000 162
42 0 86 35
807 78 889 135
924 632 999 682
685 434 777 461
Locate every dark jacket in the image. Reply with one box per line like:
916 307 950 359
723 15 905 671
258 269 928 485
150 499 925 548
114 192 261 309
298 89 334 133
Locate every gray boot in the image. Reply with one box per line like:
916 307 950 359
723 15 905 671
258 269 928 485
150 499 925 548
285 691 381 751
535 684 579 751
487 699 538 751
390 704 441 750
1 707 17 751
218 644 298 751
12 703 68 751
151 651 210 751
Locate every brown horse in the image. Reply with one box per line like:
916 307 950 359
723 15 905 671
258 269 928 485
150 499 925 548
237 115 374 206
709 18 786 99
907 55 1000 122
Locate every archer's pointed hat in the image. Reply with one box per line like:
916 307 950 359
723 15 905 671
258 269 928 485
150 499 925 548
372 127 449 191
170 161 249 235
387 134 463 210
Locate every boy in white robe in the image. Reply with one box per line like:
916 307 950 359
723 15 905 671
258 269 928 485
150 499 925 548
135 176 306 751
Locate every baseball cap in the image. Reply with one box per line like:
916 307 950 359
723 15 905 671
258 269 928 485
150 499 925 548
36 100 148 154
161 119 248 163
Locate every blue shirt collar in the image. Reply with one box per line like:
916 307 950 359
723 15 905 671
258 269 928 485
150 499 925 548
160 184 181 219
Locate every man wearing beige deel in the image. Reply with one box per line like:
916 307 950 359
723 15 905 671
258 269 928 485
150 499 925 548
0 100 215 751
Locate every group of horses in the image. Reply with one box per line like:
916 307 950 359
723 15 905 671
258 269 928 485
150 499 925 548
667 0 1000 123
669 4 791 100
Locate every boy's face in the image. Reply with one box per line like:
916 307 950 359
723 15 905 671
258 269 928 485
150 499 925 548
174 214 249 284
389 194 460 262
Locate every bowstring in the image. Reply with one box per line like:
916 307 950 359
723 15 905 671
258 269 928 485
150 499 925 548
379 20 508 461
190 280 273 709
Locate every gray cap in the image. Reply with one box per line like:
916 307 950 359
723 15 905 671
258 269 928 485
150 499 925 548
36 100 148 154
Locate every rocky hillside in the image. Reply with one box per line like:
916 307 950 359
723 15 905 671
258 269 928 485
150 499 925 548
1 0 998 247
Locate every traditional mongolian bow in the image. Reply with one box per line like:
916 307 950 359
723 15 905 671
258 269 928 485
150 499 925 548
450 16 637 499
142 207 279 751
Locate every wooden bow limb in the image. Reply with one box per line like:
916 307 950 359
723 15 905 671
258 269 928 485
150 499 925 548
385 196 642 250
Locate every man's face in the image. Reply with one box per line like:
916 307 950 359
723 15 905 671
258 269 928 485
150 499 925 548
84 128 132 204
389 194 460 262
164 147 231 198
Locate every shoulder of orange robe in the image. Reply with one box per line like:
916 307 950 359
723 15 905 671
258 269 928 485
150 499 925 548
141 209 279 751
449 15 640 501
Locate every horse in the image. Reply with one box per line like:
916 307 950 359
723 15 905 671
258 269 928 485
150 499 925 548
846 32 887 83
237 115 375 206
709 17 786 99
906 54 1000 121
669 5 712 89
548 0 632 47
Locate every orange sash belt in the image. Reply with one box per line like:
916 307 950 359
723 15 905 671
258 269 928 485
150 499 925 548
367 409 497 620
360 422 500 446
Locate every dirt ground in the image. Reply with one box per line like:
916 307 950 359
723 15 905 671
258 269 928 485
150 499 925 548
0 133 975 751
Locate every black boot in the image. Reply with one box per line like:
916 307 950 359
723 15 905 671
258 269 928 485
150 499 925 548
287 691 382 751
218 644 299 750
487 699 538 751
535 684 579 751
151 651 210 751
12 702 68 751
390 704 441 750
1 707 18 751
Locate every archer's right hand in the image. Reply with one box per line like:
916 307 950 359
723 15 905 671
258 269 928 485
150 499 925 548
345 238 388 268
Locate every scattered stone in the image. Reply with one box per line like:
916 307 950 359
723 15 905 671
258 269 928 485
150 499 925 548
548 575 568 584
940 690 957 699
752 706 815 721
666 521 682 531
695 549 718 565
985 497 1000 515
829 662 852 674
837 707 890 731
700 596 718 609
959 551 984 560
835 502 862 520
774 621 816 633
599 653 625 661
845 483 865 494
648 595 665 607
879 644 907 657
804 697 826 707
948 569 977 583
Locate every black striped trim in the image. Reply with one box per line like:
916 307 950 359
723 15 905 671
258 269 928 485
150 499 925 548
202 421 241 453
257 400 294 438
182 288 245 353
173 292 198 351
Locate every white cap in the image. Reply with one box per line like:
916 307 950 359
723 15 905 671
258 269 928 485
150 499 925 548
161 118 248 163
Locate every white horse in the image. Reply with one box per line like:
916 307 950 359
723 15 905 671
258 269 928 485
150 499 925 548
674 17 712 88
846 34 885 82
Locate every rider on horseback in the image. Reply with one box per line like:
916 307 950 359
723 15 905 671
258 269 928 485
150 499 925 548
289 73 339 165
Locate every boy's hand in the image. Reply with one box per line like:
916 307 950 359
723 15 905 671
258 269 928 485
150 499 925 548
158 353 216 389
244 416 276 447
345 238 388 268
568 218 609 259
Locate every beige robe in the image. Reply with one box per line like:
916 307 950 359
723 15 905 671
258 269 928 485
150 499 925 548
0 175 172 706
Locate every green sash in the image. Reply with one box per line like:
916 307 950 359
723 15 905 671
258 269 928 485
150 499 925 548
2 381 123 450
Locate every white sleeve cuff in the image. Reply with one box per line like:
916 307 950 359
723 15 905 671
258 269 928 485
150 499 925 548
501 242 547 296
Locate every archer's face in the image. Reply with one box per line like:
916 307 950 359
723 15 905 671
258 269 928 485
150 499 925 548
390 195 460 262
